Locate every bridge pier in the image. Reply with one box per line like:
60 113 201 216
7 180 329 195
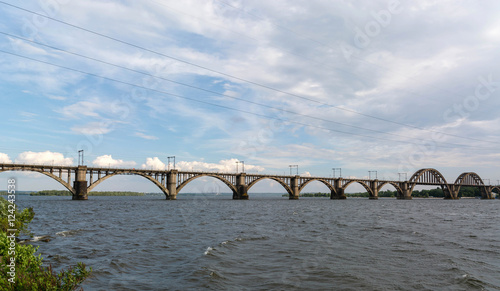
398 182 412 199
444 186 459 199
481 186 494 199
331 179 346 199
290 176 300 199
369 180 378 200
72 166 88 200
166 170 178 200
233 173 249 200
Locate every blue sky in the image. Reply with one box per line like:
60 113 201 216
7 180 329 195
1 0 500 193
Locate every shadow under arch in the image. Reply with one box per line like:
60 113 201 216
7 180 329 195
342 181 373 198
247 177 293 197
0 168 75 195
377 181 403 198
88 171 169 197
176 173 237 195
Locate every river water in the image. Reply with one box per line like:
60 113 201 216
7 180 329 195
13 194 500 290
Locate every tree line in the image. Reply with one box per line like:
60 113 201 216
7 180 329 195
287 187 487 198
30 190 146 196
348 187 484 198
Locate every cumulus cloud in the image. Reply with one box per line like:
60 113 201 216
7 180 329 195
15 151 73 166
139 158 265 172
176 158 265 173
0 153 12 163
93 155 137 168
141 157 166 170
1 0 500 182
301 171 312 177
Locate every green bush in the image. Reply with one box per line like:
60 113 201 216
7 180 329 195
0 197 91 290
0 197 34 237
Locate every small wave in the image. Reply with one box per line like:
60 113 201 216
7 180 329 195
46 254 70 263
56 230 80 237
32 235 51 242
234 236 269 242
204 247 213 255
209 270 224 279
458 273 488 289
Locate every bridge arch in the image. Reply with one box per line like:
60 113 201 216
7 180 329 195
453 172 484 194
492 187 500 196
87 171 169 196
342 181 373 197
176 173 237 194
409 168 449 193
377 181 403 197
298 178 335 193
247 177 293 196
0 168 75 194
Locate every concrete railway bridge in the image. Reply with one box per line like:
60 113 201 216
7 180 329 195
0 163 498 200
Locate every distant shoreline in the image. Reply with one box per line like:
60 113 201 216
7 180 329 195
27 190 149 196
282 192 488 198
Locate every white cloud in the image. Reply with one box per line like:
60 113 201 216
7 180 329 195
48 95 67 101
301 171 312 177
20 112 38 118
71 121 114 135
0 153 12 163
15 151 73 166
8 37 49 56
134 132 159 140
139 158 265 172
59 100 105 119
176 158 265 173
92 155 136 168
1 0 500 184
141 157 166 170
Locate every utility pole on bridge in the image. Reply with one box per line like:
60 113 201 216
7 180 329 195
78 150 84 166
236 161 244 173
167 156 176 170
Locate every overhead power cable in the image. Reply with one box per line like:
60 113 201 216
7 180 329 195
213 0 476 110
1 31 484 148
1 1 498 146
2 48 494 151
